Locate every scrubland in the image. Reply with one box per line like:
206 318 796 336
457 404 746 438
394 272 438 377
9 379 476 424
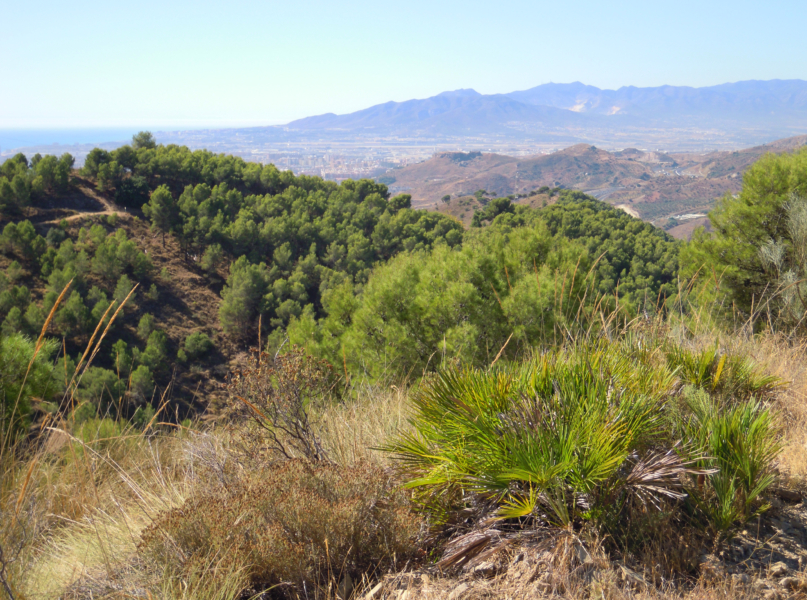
3 139 807 600
2 311 807 600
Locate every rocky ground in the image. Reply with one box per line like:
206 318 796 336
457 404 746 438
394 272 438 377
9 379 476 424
357 490 807 600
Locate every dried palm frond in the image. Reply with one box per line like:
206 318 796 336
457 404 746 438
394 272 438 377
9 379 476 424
621 446 713 509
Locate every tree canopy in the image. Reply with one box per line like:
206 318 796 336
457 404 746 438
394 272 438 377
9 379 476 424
287 193 681 379
682 147 807 329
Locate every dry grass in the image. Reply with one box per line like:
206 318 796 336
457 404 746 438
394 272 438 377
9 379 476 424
1 324 807 599
673 328 807 488
1 429 192 598
741 336 807 488
317 383 412 466
0 379 416 599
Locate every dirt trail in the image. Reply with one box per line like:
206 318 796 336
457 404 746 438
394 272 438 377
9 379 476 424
615 203 641 219
37 185 131 225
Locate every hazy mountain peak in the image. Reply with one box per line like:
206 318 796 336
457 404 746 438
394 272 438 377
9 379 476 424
435 88 481 98
281 79 807 144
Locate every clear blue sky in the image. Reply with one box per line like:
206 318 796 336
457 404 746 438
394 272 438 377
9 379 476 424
2 0 805 128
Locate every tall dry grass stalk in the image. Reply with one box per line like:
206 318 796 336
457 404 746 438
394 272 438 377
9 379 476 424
317 383 412 466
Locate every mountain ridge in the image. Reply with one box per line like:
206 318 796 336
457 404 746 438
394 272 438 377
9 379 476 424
284 79 807 140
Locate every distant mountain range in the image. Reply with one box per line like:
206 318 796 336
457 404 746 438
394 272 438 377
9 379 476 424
285 80 807 141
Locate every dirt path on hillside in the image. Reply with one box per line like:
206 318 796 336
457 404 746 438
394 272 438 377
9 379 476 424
615 203 641 219
37 185 131 225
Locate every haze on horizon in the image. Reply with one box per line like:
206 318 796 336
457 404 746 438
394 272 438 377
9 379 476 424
2 0 806 130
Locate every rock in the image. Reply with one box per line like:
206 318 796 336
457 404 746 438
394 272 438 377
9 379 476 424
775 488 803 503
699 554 726 581
573 540 594 564
470 561 497 578
770 561 789 577
448 583 469 599
337 573 354 600
780 577 799 590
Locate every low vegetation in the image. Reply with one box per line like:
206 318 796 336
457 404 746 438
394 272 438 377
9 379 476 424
1 136 807 599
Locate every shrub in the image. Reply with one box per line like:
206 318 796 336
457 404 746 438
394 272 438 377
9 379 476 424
676 386 781 531
665 343 783 401
137 313 155 341
75 367 126 416
130 364 154 398
139 461 423 597
389 341 684 529
0 334 60 439
1 306 23 336
6 260 23 282
137 330 168 372
114 274 136 306
54 290 89 336
115 175 149 208
225 347 339 463
184 331 213 360
388 336 784 550
111 339 133 377
200 243 224 273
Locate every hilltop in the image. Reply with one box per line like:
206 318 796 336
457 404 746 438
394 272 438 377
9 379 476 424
386 135 807 236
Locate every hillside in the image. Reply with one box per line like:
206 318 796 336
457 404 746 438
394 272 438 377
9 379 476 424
5 136 807 600
0 142 466 420
384 135 807 235
506 79 807 122
0 180 237 415
286 89 591 137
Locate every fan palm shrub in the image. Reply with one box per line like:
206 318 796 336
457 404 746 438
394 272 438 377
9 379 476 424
388 336 783 549
664 343 783 401
389 341 691 531
676 386 780 531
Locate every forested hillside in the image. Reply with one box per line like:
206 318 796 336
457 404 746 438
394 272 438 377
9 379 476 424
0 134 462 423
0 133 684 426
288 192 679 378
5 135 807 600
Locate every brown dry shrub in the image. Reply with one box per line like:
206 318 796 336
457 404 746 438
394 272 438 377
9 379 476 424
138 460 424 598
225 347 340 464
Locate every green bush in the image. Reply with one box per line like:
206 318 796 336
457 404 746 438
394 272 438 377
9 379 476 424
140 330 168 369
389 341 679 528
676 386 780 531
388 336 782 538
137 313 155 341
682 147 807 330
0 333 60 439
130 364 154 398
75 367 126 416
139 461 422 597
184 331 213 360
664 343 783 401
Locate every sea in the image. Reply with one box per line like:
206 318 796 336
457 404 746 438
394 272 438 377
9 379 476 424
0 128 148 154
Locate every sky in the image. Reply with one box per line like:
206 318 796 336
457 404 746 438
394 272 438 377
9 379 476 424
2 0 806 129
